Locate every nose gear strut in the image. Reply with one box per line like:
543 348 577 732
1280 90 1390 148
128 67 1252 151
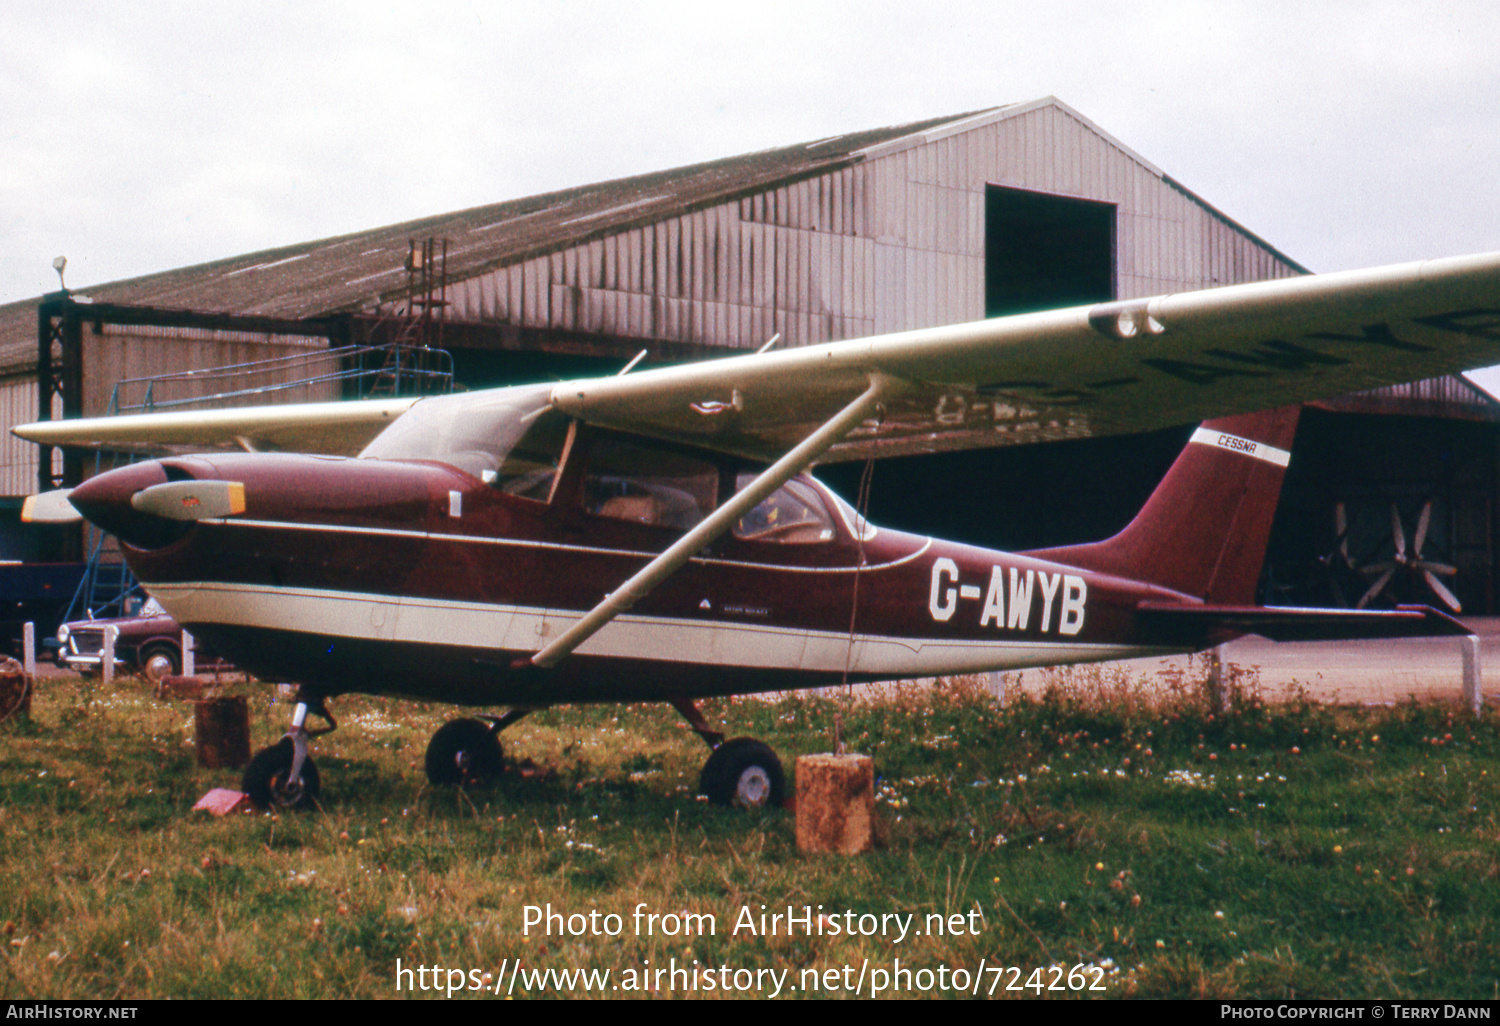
242 692 336 811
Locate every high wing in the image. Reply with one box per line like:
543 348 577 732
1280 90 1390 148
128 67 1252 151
551 252 1500 462
12 397 418 457
12 252 1500 462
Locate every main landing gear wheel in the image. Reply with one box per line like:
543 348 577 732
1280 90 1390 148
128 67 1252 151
700 737 785 809
243 737 321 811
425 718 505 786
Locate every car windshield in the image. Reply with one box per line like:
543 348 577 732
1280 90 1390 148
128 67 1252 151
359 384 568 488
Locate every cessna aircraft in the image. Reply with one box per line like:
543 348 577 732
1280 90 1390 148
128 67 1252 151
17 252 1500 811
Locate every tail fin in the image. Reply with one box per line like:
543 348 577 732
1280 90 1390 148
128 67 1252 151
1027 405 1302 603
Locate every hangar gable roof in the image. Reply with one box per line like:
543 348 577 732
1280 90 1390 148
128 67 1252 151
0 97 1301 375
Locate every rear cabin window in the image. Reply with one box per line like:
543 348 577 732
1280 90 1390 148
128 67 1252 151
583 438 718 530
732 474 835 544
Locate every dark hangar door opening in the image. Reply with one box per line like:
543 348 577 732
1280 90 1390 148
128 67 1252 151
986 186 1116 316
823 187 1125 549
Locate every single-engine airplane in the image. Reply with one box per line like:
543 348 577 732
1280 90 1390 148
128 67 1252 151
17 252 1500 810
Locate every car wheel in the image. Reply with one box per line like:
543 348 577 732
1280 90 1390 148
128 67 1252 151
140 644 181 683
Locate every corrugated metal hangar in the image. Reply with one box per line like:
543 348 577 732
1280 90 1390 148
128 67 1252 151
2 96 1497 617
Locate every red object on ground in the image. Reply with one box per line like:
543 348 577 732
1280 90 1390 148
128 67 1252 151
193 788 253 816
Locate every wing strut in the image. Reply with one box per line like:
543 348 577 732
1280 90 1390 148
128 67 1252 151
530 376 889 669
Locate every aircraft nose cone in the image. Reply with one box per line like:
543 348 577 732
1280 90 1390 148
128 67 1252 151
68 461 188 550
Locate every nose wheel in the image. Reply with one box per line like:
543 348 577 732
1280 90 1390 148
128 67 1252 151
243 737 322 810
243 694 334 811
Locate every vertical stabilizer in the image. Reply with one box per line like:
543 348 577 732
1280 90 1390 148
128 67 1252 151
1027 406 1302 604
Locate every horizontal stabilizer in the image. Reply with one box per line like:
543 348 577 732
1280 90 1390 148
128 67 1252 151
1136 601 1471 645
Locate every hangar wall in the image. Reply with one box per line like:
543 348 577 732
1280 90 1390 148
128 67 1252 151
0 376 40 497
78 324 333 417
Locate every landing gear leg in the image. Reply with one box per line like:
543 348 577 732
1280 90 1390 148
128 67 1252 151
672 698 785 809
243 692 336 811
671 698 724 751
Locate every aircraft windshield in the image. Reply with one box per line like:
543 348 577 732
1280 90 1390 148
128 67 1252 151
359 384 567 490
820 481 878 542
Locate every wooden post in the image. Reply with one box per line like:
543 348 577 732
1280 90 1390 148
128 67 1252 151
1462 634 1483 716
22 622 35 678
0 657 30 720
182 629 195 677
194 696 250 769
1205 643 1226 715
101 625 117 685
795 753 874 855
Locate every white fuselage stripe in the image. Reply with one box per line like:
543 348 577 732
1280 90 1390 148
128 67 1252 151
147 580 1170 677
1189 427 1291 467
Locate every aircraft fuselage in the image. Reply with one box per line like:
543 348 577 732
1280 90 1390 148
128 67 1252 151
68 448 1199 706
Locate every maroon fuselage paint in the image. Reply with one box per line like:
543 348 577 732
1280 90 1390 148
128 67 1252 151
68 450 1203 707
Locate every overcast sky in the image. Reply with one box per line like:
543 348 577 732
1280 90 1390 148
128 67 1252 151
4 0 1499 306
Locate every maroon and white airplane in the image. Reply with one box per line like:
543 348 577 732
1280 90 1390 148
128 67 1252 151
18 253 1500 810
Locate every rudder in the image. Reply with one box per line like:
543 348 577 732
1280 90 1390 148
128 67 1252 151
1027 405 1302 604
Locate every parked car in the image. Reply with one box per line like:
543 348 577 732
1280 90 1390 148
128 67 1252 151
55 599 227 682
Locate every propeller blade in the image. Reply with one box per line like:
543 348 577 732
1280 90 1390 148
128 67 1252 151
130 480 246 521
1413 560 1458 576
1414 501 1432 557
20 488 81 524
1360 561 1396 576
1357 568 1394 609
1334 502 1352 567
1423 570 1463 613
1390 503 1406 561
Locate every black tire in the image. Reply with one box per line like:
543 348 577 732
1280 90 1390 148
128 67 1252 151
425 718 505 785
700 737 785 809
243 738 321 811
139 643 180 684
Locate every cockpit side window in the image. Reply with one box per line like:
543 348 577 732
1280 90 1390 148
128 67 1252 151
731 474 835 544
582 437 718 531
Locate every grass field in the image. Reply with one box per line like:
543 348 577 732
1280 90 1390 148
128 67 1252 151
2 664 1497 1000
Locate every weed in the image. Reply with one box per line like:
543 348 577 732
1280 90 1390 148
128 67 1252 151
0 669 1496 998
